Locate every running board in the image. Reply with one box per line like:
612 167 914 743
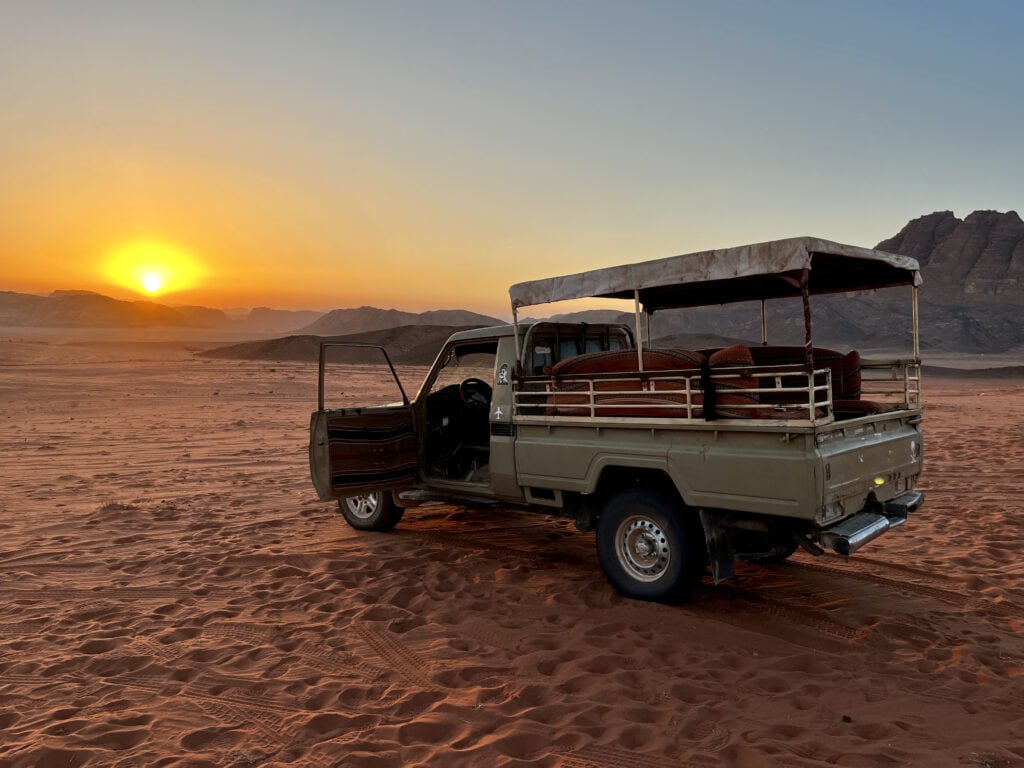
397 490 504 508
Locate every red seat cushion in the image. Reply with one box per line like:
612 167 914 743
550 348 704 378
747 345 862 402
834 351 861 399
707 345 771 418
547 349 704 417
708 344 754 369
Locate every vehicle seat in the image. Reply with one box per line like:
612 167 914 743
547 349 704 417
706 345 783 419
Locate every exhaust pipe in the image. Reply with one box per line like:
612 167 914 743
821 492 924 556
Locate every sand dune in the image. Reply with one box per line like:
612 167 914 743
0 341 1022 767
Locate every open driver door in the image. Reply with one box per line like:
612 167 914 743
309 342 417 501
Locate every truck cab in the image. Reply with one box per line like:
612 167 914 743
310 322 635 508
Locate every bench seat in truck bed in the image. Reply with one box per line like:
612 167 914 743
544 345 895 420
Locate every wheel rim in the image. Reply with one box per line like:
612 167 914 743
344 493 379 520
615 515 671 582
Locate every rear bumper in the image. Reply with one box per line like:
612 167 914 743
820 491 924 556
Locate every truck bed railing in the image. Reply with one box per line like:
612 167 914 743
513 359 921 424
860 358 922 408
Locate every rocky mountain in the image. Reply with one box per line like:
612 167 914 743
198 325 474 365
242 307 325 333
0 289 499 337
296 306 504 336
0 290 327 332
0 290 230 328
637 295 1024 354
175 305 232 328
877 210 1024 303
0 291 46 323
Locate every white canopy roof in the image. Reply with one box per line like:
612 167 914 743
509 237 922 312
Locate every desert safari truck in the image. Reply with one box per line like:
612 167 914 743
310 237 925 601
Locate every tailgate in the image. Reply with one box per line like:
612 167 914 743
815 410 923 516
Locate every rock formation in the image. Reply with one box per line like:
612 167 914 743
296 306 504 336
877 210 1024 303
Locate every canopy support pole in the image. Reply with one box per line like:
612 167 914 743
760 300 768 345
801 276 813 369
634 290 644 372
911 285 920 361
512 305 522 379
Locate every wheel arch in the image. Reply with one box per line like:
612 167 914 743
587 458 695 510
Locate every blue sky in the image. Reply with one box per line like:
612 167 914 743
1 0 1021 313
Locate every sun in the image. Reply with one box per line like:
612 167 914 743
101 239 204 298
141 273 163 294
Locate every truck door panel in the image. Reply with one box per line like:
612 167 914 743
310 407 416 499
309 342 417 500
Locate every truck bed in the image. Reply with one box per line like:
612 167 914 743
511 346 923 524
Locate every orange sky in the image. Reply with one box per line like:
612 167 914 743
2 3 1021 317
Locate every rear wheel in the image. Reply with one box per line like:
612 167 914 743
596 487 703 602
337 491 405 531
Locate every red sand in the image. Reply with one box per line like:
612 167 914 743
1 341 1022 767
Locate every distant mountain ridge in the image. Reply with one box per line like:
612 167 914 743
0 290 334 332
4 210 1023 353
0 290 502 336
245 307 326 333
295 306 504 336
0 290 231 328
198 325 476 365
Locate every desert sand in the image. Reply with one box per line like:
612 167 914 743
1 338 1023 767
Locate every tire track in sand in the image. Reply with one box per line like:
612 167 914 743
3 586 199 601
559 744 714 768
786 559 1024 621
205 621 389 681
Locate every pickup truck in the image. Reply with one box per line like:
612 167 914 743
309 237 925 601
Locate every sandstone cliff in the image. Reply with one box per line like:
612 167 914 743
877 210 1024 303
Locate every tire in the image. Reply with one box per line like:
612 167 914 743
595 487 703 602
337 491 405 532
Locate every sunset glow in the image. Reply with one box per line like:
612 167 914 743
101 240 204 298
1 3 1020 316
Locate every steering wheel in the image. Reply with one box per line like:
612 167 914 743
459 378 493 411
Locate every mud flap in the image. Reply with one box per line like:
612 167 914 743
698 508 735 584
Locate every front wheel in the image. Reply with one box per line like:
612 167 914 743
337 491 405 531
596 487 703 602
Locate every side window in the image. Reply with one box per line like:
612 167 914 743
531 344 553 375
524 326 634 375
